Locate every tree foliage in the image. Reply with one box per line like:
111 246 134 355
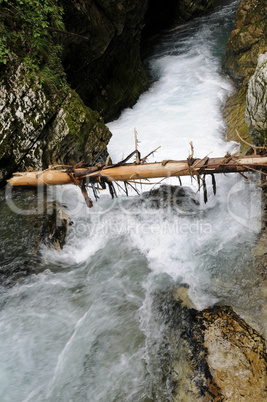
0 0 64 65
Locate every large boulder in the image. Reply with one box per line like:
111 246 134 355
159 291 267 401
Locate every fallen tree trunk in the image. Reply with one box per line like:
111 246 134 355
7 154 267 187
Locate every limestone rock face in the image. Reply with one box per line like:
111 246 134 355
222 0 267 149
0 59 111 186
245 52 267 144
0 62 55 184
223 0 267 84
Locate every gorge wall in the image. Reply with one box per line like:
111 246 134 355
223 0 267 150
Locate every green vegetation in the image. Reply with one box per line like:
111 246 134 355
0 0 66 90
0 0 64 62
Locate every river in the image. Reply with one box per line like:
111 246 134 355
0 1 264 401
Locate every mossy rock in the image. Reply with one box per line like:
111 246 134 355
0 57 112 186
222 0 267 150
223 85 252 154
42 89 112 166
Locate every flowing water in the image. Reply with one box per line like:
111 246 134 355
0 1 265 401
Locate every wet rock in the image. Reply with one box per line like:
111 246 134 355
175 0 214 23
39 201 72 250
222 0 267 150
223 0 267 84
61 0 149 122
0 58 111 186
158 291 267 401
245 52 267 145
138 185 200 214
198 306 267 401
142 0 213 38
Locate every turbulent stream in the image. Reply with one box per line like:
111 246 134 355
0 1 265 401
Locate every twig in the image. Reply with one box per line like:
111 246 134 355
235 130 266 154
141 146 161 163
134 128 140 164
189 141 194 159
126 181 140 195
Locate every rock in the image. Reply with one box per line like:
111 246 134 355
0 59 58 184
42 89 111 167
245 52 267 145
200 307 267 401
61 0 149 122
175 0 213 23
223 0 267 84
142 0 213 38
222 0 267 149
158 292 267 401
39 201 72 251
139 185 200 212
0 57 111 186
61 0 214 121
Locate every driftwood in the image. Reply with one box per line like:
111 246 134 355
7 151 267 206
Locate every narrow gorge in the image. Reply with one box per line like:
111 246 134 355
0 1 266 401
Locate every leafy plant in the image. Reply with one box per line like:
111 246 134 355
0 0 65 66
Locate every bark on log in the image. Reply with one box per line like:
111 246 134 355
7 155 267 187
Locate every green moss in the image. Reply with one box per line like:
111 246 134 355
223 85 252 154
42 89 112 166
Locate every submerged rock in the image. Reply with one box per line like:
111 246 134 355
138 185 200 214
39 201 72 251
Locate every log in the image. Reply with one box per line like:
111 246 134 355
7 154 267 187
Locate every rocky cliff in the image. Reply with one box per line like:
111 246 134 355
223 0 267 150
0 59 111 186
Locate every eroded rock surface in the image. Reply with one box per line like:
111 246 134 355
159 291 267 401
0 58 111 186
245 52 267 144
223 0 267 149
